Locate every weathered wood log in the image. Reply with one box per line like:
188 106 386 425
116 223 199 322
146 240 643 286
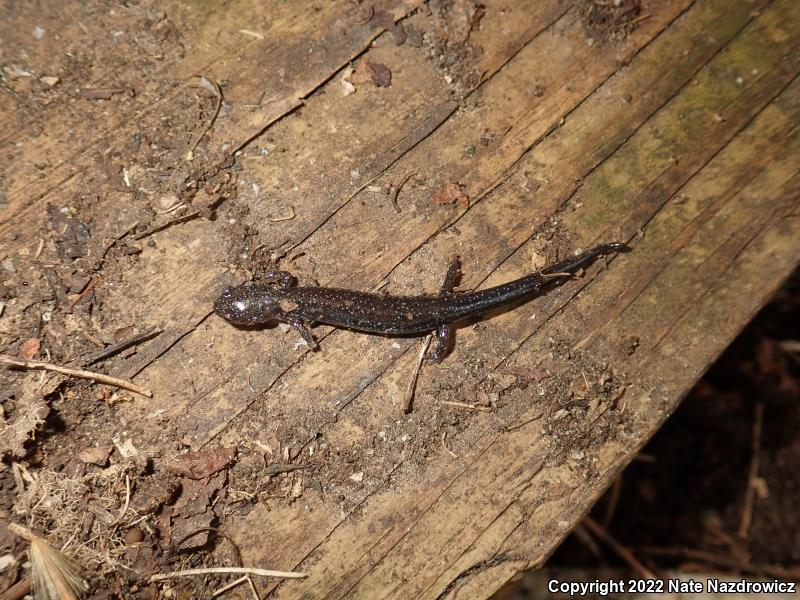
1 0 797 597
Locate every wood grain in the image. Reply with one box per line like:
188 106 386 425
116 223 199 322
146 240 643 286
1 0 798 598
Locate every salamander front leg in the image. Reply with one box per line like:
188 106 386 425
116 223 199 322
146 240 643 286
263 269 296 288
287 317 319 350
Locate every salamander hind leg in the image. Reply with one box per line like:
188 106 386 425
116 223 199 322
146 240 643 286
426 257 461 363
427 324 454 364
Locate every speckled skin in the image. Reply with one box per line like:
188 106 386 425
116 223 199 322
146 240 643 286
214 243 627 358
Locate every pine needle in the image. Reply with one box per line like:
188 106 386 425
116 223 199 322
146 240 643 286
8 523 89 600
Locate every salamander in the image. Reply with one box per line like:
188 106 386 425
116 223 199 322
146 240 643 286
214 242 627 362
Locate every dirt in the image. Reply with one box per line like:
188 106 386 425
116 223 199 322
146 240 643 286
580 0 644 45
422 0 487 95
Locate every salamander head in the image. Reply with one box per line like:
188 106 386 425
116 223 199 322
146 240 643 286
214 284 286 325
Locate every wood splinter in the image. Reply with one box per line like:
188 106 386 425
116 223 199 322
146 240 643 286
150 566 307 583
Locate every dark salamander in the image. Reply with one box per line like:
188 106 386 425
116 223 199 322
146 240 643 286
214 242 627 362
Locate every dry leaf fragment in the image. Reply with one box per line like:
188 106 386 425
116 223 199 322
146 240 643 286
348 58 373 85
403 0 431 15
372 9 407 45
0 377 58 457
341 75 356 95
348 56 392 88
131 475 181 515
113 437 139 458
433 182 469 208
503 365 549 383
19 337 41 360
451 0 486 42
168 446 237 480
171 471 226 549
367 60 392 87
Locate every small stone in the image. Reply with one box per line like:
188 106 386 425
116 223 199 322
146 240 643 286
40 76 60 88
124 528 145 545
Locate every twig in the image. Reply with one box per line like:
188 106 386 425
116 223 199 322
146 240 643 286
388 172 417 213
263 464 308 476
68 277 98 310
133 193 225 240
211 575 250 598
541 271 573 280
0 575 32 600
267 206 295 222
80 327 162 366
440 400 492 412
132 209 203 240
251 237 291 262
186 75 223 160
502 410 544 432
111 475 131 526
246 576 262 600
779 339 800 353
155 200 186 214
628 12 651 26
642 546 800 580
602 474 623 528
441 430 458 458
96 220 140 268
403 335 431 414
580 370 591 394
0 355 152 397
150 567 307 583
238 29 265 40
582 516 656 579
353 3 374 25
573 524 605 562
738 400 764 538
370 279 389 293
80 87 130 99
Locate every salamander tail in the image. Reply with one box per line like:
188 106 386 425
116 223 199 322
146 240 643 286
541 242 629 276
